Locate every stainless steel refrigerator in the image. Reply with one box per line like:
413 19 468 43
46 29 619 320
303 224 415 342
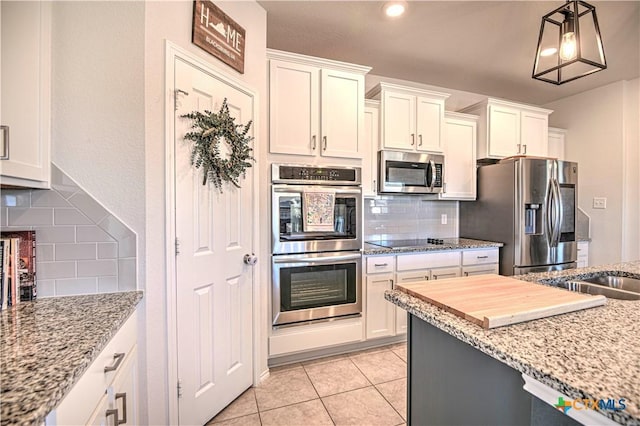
460 157 578 275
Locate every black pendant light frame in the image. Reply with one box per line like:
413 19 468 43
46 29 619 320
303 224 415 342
532 0 607 85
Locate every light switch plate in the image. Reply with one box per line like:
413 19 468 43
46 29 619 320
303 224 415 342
441 214 447 225
593 197 607 209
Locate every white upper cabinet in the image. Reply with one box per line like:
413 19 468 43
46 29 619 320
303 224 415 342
547 127 567 160
368 82 450 153
460 98 552 160
439 112 477 200
0 1 51 188
362 100 380 197
268 50 370 160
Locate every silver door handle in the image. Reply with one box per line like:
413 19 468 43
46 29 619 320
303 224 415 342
553 179 563 247
115 393 127 424
418 134 423 146
273 253 361 264
104 353 125 373
312 135 317 150
244 253 258 265
411 134 415 146
0 126 9 160
430 160 436 192
323 136 327 151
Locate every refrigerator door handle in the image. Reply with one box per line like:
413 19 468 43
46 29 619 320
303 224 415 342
545 182 555 247
553 178 563 247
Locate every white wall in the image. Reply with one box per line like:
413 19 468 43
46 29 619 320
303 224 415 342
545 81 638 265
622 78 640 261
144 2 267 424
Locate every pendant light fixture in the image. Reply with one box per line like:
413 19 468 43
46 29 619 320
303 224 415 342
532 0 607 85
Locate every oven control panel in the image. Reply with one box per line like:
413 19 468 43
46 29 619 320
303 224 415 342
272 164 361 185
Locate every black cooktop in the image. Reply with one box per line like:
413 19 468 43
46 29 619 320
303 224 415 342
366 238 445 248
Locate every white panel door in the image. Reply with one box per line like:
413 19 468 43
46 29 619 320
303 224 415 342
521 110 549 157
488 104 520 157
321 69 363 159
440 116 477 200
362 102 379 196
416 96 443 153
174 58 254 425
269 60 319 156
382 92 415 150
365 273 396 339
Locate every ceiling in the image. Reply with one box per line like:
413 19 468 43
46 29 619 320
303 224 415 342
258 1 640 105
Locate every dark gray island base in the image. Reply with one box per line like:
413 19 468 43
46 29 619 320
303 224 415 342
407 314 579 426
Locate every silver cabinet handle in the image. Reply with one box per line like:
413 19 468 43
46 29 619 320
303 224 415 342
390 279 394 289
477 255 489 259
517 143 521 154
411 133 415 146
523 144 527 154
0 126 9 160
312 135 317 150
418 134 423 146
104 353 125 373
464 272 469 276
106 409 119 424
374 263 388 267
372 179 376 193
115 393 127 424
323 136 327 151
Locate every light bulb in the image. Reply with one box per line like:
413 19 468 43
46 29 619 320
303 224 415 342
559 32 577 60
384 1 406 17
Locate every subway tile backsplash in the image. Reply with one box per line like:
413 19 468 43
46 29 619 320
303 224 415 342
364 196 459 241
0 164 137 298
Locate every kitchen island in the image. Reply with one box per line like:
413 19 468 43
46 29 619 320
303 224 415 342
385 261 640 425
0 291 143 425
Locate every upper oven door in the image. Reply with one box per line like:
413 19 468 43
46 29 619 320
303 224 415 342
272 185 362 254
378 150 444 194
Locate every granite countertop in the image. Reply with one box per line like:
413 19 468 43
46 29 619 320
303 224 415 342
0 291 143 426
362 237 504 255
386 261 640 425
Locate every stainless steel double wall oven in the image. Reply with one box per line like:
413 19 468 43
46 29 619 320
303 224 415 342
271 164 362 326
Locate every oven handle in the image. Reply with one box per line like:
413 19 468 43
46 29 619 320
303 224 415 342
273 186 362 195
273 253 361 264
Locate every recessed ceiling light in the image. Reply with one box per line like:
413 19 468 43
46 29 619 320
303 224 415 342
540 47 558 57
383 1 407 18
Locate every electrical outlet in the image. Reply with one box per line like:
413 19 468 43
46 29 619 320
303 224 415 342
441 214 447 225
593 197 607 209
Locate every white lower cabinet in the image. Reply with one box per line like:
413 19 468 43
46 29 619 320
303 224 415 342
365 273 396 339
430 266 461 280
46 312 138 426
462 264 499 276
577 241 589 268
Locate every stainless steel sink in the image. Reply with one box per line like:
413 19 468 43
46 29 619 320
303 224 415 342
556 277 640 300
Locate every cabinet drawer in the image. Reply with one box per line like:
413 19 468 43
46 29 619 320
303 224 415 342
49 312 137 425
366 255 395 273
430 266 461 280
462 264 499 276
396 270 430 285
396 251 460 271
462 249 499 265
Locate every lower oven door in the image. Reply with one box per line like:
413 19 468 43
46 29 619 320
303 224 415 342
272 251 362 326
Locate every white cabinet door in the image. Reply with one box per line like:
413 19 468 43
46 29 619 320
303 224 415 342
268 60 319 156
547 128 566 160
365 273 396 339
430 266 461 280
416 96 444 153
86 392 110 426
521 110 548 157
321 69 363 159
488 104 520 158
362 101 379 196
110 346 139 426
462 264 499 276
440 115 477 200
577 241 589 267
395 308 407 335
382 91 415 151
0 1 51 188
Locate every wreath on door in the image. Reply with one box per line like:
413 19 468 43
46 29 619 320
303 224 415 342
182 98 254 191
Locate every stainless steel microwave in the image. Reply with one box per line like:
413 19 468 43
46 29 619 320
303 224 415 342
378 150 444 194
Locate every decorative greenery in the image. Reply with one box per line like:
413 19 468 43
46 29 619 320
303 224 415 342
182 98 254 190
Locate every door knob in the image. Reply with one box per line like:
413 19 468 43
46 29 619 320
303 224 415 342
244 253 258 265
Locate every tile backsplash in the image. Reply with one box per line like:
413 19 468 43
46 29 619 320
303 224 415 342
1 164 136 297
364 196 458 241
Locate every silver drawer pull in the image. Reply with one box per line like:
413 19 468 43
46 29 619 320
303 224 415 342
476 255 489 259
374 263 388 267
106 408 119 424
464 272 469 276
116 392 128 424
0 126 9 160
104 353 125 373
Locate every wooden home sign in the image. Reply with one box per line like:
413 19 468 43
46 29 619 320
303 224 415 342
192 0 246 73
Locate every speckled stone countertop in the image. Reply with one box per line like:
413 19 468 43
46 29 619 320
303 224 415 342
0 291 143 426
386 261 640 425
362 237 503 255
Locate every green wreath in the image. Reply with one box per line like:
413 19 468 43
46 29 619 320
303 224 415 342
182 98 255 191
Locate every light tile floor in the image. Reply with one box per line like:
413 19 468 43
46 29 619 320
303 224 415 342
206 342 407 426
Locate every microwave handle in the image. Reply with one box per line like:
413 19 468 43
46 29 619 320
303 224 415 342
429 160 436 192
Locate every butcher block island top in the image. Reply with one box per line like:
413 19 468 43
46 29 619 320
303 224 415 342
396 274 606 329
386 260 640 425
